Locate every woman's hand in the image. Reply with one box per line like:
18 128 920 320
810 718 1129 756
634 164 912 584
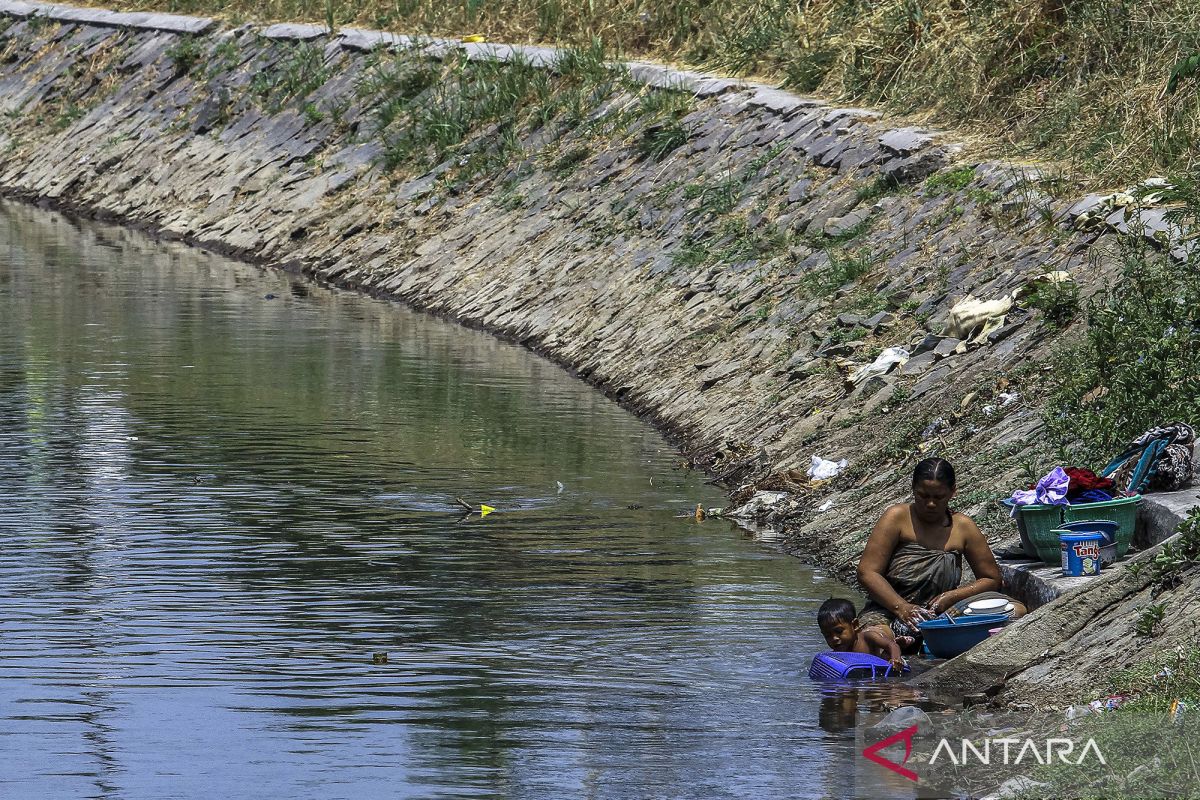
927 593 956 615
896 602 932 629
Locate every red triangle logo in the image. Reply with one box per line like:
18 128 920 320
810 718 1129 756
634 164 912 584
861 724 919 782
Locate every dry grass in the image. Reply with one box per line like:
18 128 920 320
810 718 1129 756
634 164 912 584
92 0 1200 184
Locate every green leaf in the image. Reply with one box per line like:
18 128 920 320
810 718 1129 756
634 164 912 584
1167 52 1200 95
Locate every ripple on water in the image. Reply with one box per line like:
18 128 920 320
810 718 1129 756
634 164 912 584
0 202 898 800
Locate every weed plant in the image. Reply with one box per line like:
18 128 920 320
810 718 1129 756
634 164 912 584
1128 509 1200 591
924 166 975 196
165 35 204 75
102 0 1200 182
355 41 660 175
1012 633 1200 799
250 42 331 112
1024 279 1081 330
799 247 876 296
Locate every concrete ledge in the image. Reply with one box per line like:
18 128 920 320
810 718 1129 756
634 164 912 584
745 85 824 116
260 22 325 41
1121 453 1200 547
999 558 1092 609
462 42 560 68
626 61 741 96
996 479 1198 610
336 27 403 52
0 1 34 17
1139 481 1200 545
912 547 1161 703
0 0 214 33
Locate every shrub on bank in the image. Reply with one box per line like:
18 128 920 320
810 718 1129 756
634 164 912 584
1043 223 1200 467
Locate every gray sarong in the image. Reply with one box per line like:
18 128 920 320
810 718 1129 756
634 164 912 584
858 541 962 638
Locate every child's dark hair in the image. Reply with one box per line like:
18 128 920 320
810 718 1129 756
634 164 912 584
818 598 857 629
913 457 956 489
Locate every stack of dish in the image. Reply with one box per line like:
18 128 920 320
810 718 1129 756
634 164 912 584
962 597 1015 616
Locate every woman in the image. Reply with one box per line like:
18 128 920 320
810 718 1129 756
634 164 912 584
856 457 1025 643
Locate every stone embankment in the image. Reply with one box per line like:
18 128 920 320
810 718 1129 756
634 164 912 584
0 1 1194 708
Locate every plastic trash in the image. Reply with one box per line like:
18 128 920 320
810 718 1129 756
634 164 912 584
480 504 496 517
873 705 930 731
945 295 1013 340
817 499 834 512
1065 704 1091 721
808 455 848 480
921 417 949 440
849 346 909 384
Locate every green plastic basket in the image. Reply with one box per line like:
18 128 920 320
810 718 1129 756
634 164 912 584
1017 503 1068 564
1062 495 1142 557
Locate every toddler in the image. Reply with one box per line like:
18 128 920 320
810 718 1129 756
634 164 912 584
817 598 905 670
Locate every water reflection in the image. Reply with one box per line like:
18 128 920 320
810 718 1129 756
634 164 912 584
0 201 898 799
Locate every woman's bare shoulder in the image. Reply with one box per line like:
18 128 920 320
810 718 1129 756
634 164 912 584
951 510 985 536
870 503 909 533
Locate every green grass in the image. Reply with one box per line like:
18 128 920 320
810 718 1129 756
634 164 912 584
250 41 331 112
165 34 205 75
671 239 710 270
49 102 85 131
799 246 877 296
924 166 976 196
200 37 245 82
633 89 694 161
87 0 1200 183
353 40 660 176
684 176 740 217
1023 278 1081 330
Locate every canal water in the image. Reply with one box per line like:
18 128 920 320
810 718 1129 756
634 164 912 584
0 201 900 799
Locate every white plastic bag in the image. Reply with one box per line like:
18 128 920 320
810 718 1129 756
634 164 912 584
808 455 847 480
849 346 909 384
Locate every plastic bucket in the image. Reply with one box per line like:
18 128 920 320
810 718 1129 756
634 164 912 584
1059 531 1103 576
1059 519 1119 545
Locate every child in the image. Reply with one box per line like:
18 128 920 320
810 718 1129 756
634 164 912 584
818 598 905 671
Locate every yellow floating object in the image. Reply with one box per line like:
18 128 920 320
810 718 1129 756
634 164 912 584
462 34 486 43
480 504 495 517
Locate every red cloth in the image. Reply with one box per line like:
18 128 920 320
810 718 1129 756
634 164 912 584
1065 467 1116 499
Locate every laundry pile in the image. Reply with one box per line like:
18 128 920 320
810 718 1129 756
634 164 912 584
1009 422 1195 507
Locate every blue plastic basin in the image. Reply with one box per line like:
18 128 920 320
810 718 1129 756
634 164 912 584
1058 519 1119 545
918 613 1012 659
